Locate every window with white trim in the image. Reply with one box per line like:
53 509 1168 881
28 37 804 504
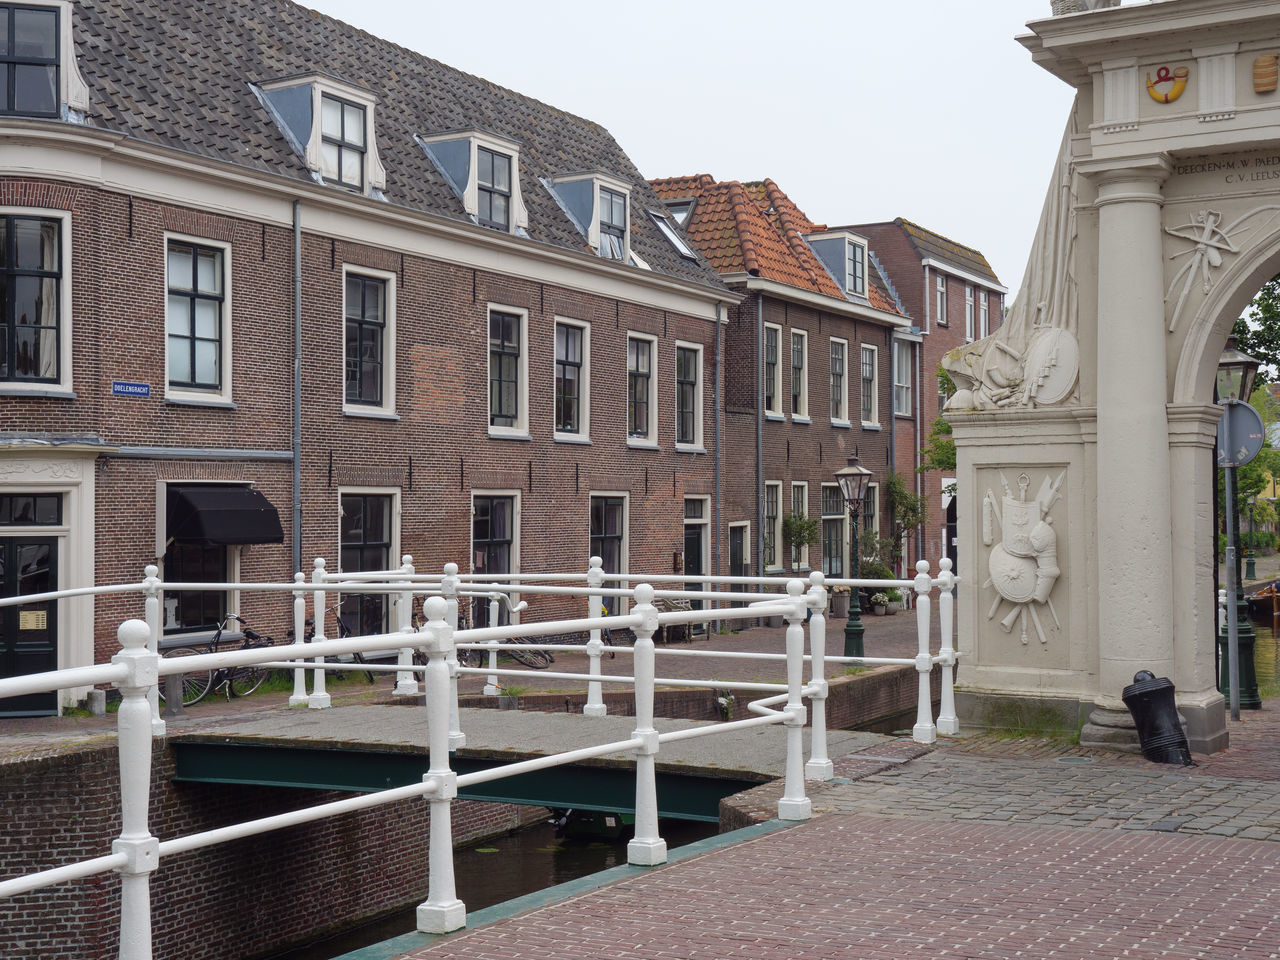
860 344 878 425
418 130 529 235
893 341 912 416
554 319 589 440
764 481 782 571
980 290 990 338
472 492 518 627
829 337 848 423
321 94 366 190
590 493 627 615
675 342 702 449
339 490 398 636
764 322 782 416
790 481 809 569
790 329 808 419
649 209 697 260
476 146 512 231
488 305 528 436
627 333 656 444
845 240 866 296
166 236 229 400
343 265 396 416
935 274 947 325
2 212 66 387
548 173 632 263
821 485 846 578
965 284 974 341
599 187 627 261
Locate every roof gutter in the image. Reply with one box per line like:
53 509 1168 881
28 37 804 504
918 257 1008 294
729 274 910 326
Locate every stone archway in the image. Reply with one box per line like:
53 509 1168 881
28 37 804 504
946 0 1280 753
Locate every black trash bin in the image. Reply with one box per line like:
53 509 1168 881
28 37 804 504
1122 670 1193 766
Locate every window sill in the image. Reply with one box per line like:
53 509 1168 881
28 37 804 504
489 429 532 441
764 412 786 422
675 444 706 455
343 405 400 421
830 419 852 430
861 422 883 431
554 434 593 445
1 386 75 399
627 438 660 451
791 415 811 425
167 393 237 410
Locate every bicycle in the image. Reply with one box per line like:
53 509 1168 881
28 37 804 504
413 596 486 669
416 594 552 669
291 605 376 683
160 614 276 706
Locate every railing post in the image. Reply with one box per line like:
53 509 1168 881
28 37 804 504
141 565 165 737
584 555 607 717
804 572 832 782
627 584 667 866
443 564 465 750
394 555 419 697
778 580 812 820
290 572 309 706
482 591 500 697
309 558 331 709
912 560 937 744
935 558 959 736
112 619 160 960
415 596 466 934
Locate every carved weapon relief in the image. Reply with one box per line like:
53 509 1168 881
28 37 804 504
983 470 1065 646
1164 206 1280 332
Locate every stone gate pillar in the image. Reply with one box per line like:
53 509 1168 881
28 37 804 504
1078 158 1176 746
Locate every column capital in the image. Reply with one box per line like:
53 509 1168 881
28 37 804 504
1077 154 1173 205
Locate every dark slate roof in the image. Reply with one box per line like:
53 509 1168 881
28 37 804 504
845 218 1000 285
68 0 725 291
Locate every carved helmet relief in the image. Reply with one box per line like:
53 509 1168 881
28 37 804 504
983 470 1066 647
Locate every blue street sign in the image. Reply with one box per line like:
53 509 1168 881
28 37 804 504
1216 399 1265 467
111 380 151 398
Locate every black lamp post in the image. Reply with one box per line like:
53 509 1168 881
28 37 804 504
835 450 873 659
1216 336 1262 715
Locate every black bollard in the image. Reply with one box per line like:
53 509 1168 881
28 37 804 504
1121 671 1193 766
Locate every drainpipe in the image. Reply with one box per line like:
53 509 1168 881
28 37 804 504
915 336 923 571
756 294 764 577
714 300 724 629
292 200 303 574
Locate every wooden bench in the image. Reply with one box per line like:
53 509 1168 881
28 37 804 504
653 596 693 644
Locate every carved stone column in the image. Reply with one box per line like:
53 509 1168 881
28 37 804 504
1078 156 1174 749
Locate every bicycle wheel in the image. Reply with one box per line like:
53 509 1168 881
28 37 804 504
457 646 485 669
161 646 212 706
352 650 375 684
509 645 552 669
228 662 269 698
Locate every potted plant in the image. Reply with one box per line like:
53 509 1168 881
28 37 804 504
884 588 903 614
829 585 850 619
869 592 890 616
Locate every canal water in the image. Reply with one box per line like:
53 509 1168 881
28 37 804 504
1248 612 1280 689
264 816 718 960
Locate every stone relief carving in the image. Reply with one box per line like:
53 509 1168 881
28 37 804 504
944 113 1080 412
1163 205 1280 332
0 459 84 480
983 470 1065 646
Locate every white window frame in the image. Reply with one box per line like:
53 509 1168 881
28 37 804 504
164 232 233 407
683 494 711 583
487 302 529 439
728 520 751 578
674 340 704 452
845 239 866 296
790 481 809 570
341 263 397 419
626 331 658 448
764 480 783 572
0 0 89 115
259 74 386 194
553 317 590 443
337 486 402 635
763 321 783 418
820 483 849 580
0 206 73 397
860 343 878 427
863 482 881 539
155 479 245 638
965 284 975 342
589 491 629 616
418 129 529 234
790 328 809 421
893 340 912 417
980 290 990 339
829 336 849 426
935 273 947 326
470 489 522 620
550 171 633 262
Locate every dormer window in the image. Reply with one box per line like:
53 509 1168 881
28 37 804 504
805 229 871 300
0 1 86 118
664 200 694 227
418 129 528 235
599 187 627 261
321 94 366 190
547 172 633 264
477 147 511 231
256 74 386 196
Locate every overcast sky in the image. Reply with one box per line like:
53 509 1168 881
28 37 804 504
304 0 1084 299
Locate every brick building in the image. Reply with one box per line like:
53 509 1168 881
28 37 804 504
0 0 737 711
843 219 1006 573
649 176 909 584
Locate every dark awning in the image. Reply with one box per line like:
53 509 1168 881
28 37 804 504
166 485 284 545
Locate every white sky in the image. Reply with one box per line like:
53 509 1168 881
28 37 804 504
304 0 1083 300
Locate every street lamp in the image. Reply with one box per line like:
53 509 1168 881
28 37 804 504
1216 336 1262 717
835 450 874 659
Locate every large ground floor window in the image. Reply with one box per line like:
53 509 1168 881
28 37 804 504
590 495 625 615
340 492 393 636
473 494 515 627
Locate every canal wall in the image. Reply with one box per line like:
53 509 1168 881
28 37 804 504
0 743 543 960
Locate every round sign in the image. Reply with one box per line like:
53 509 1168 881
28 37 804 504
1216 400 1265 467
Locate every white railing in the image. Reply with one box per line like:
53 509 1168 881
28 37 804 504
0 557 959 957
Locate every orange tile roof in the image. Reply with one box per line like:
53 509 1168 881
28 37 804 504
651 174 903 317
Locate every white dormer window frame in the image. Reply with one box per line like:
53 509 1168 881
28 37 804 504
258 74 387 194
845 238 866 297
550 171 632 263
804 228 870 299
0 0 88 117
418 129 530 234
